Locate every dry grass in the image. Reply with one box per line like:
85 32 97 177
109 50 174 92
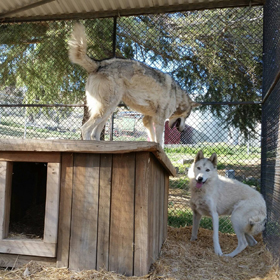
0 226 279 280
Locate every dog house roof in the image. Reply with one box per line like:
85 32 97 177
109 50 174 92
0 0 263 23
0 139 177 176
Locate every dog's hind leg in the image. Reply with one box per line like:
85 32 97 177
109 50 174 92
81 108 116 140
224 230 248 257
94 119 108 140
81 74 122 140
81 118 95 140
83 110 116 141
245 233 257 247
190 210 202 241
224 213 248 257
81 115 104 140
82 95 122 140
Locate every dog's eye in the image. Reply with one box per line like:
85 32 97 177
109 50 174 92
206 169 210 172
197 167 201 170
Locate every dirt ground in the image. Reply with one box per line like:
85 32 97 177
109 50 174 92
0 226 279 280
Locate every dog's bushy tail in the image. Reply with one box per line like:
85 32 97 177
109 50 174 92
68 23 98 73
247 214 267 236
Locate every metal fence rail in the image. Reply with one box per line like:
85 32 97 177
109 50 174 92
0 7 263 233
262 0 280 260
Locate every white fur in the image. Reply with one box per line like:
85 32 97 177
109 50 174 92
188 150 267 257
68 23 200 146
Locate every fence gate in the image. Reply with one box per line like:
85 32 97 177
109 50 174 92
262 0 280 260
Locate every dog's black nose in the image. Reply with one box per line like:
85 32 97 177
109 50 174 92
197 176 203 182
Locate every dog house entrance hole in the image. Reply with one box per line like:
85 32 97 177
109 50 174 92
8 162 47 240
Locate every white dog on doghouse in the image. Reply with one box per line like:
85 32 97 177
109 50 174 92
68 23 200 146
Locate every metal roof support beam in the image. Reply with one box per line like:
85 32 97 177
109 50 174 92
0 0 56 18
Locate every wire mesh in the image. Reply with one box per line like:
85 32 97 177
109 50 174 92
262 0 280 261
0 7 263 234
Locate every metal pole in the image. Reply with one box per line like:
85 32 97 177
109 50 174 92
112 16 117 57
110 113 114 141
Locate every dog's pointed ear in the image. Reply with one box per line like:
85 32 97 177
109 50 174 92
194 150 204 163
191 101 201 108
209 153 217 167
187 162 195 179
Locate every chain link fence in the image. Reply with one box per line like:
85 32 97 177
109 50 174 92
262 0 280 261
0 7 263 233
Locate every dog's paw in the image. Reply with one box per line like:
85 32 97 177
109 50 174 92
247 239 258 247
223 253 233 257
215 249 223 256
190 236 197 241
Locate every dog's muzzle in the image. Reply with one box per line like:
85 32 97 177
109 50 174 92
196 176 206 189
171 118 181 131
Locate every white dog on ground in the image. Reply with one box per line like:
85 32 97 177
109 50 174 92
188 150 267 257
68 23 200 146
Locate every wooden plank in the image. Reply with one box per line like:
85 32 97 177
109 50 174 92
134 152 151 276
44 162 61 244
0 253 56 268
148 155 155 268
69 153 100 270
0 139 175 176
153 156 160 260
0 162 12 240
57 153 73 268
3 162 12 239
0 152 60 163
148 154 162 264
97 154 112 271
0 240 56 257
158 167 165 253
109 153 135 276
0 162 6 240
0 139 158 154
163 174 169 242
153 147 177 177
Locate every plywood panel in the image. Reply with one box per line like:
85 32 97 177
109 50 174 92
134 152 150 276
69 153 100 270
153 156 160 259
0 162 12 240
0 240 56 257
158 167 165 253
57 153 74 268
163 174 169 242
148 155 159 262
97 154 112 271
148 155 155 268
0 253 56 268
0 152 60 163
109 153 135 276
44 163 61 244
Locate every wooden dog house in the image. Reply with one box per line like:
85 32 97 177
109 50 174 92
0 139 175 276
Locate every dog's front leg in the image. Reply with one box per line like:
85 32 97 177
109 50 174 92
154 123 164 147
190 210 201 241
212 212 223 256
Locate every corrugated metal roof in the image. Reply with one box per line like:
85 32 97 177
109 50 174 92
0 0 264 23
